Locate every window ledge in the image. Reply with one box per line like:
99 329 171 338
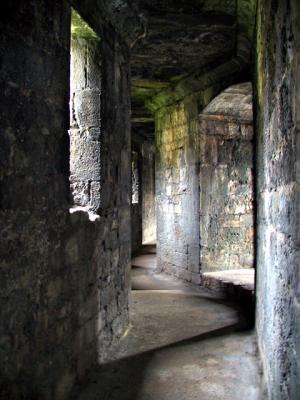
69 206 100 222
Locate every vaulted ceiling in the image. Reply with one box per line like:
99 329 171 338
130 0 256 141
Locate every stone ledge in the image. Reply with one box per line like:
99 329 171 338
202 269 255 310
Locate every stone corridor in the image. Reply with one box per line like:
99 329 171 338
1 1 299 399
73 245 263 400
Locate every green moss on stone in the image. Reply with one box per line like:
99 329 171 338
132 80 170 104
71 9 98 40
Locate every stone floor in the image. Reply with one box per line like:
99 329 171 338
74 244 264 400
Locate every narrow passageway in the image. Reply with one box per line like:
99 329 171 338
1 2 299 399
75 244 263 400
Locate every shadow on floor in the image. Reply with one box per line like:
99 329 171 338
72 245 261 400
72 319 254 400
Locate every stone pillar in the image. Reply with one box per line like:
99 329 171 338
156 99 200 284
255 1 300 398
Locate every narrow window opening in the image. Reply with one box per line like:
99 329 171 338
69 9 101 221
132 151 139 204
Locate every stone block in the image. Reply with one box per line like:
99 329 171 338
204 120 215 135
218 139 233 164
74 89 101 129
215 120 227 136
90 181 101 209
227 122 240 138
241 124 253 140
86 41 102 89
70 181 90 206
88 127 101 141
70 135 101 181
70 39 87 92
200 135 218 164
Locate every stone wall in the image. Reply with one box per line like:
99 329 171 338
142 141 156 243
69 28 101 211
155 82 254 282
156 98 200 283
0 2 131 399
255 0 300 398
131 138 156 252
199 83 254 272
152 12 255 283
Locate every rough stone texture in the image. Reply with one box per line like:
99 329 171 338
142 141 156 243
0 2 131 399
203 269 254 293
156 83 254 283
70 34 101 211
2 1 300 399
69 0 144 48
202 269 255 322
130 1 257 279
255 1 300 399
131 137 156 252
156 98 200 284
130 0 257 126
199 83 254 271
131 0 236 82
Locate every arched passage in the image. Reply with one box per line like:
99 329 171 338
199 83 255 295
154 83 255 292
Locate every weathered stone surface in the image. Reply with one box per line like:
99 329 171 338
255 1 300 398
156 100 200 282
70 135 101 180
74 89 101 129
131 134 156 252
202 83 253 122
131 1 236 82
142 141 156 243
156 83 254 282
1 1 300 399
199 83 254 272
0 3 131 399
70 36 101 211
130 0 256 143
